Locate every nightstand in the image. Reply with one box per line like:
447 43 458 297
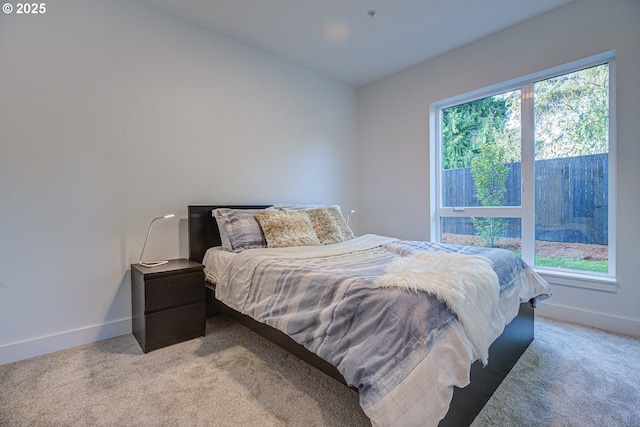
131 259 205 353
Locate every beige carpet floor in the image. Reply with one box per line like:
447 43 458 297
1 315 639 427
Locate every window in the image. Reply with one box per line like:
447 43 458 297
431 53 616 289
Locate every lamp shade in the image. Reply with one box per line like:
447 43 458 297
138 213 176 268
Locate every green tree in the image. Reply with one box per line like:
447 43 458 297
470 143 509 247
442 97 508 169
442 64 608 167
534 64 609 159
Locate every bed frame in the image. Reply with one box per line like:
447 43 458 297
188 205 534 426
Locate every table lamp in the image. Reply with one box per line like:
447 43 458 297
138 213 176 267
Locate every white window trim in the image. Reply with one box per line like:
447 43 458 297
537 268 617 293
429 51 617 291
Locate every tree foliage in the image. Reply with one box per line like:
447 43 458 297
441 97 508 169
441 63 609 168
534 64 609 159
470 143 509 247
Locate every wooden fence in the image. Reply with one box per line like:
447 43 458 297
442 153 608 244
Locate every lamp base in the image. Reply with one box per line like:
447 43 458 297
139 260 169 268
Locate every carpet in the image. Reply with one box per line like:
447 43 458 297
1 315 638 426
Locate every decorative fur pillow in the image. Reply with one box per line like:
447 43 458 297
254 210 321 248
305 206 355 245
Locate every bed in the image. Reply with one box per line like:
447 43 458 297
188 205 551 427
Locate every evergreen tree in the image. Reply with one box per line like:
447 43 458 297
441 97 508 169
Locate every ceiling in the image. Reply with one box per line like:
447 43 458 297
135 0 575 87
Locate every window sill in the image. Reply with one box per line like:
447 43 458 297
535 268 618 293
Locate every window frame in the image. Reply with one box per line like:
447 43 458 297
429 51 617 292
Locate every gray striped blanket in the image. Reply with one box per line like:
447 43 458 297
214 234 551 427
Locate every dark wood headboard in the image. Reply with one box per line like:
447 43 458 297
188 205 271 263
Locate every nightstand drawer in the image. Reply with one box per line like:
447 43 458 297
145 272 204 312
145 302 205 349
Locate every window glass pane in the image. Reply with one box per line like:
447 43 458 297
441 90 521 208
441 217 522 255
533 64 609 273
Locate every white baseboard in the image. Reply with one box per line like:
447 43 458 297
0 318 132 365
536 302 640 338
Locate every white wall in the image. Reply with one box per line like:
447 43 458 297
0 1 357 364
358 0 640 336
